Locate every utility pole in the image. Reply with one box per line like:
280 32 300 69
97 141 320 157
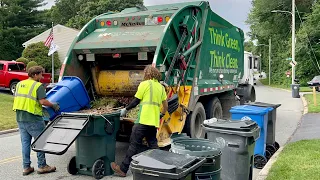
292 0 296 85
269 38 271 85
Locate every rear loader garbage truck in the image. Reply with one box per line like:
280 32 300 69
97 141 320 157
57 1 255 147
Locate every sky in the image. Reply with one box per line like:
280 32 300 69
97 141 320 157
43 0 252 39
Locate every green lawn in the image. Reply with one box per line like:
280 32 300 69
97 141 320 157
304 94 320 113
0 93 17 131
267 140 320 180
259 78 312 92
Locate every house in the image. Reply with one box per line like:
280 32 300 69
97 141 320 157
22 24 79 63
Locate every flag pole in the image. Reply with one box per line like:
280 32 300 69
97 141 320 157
51 22 54 83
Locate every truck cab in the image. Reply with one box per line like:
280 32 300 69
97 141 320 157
0 60 52 94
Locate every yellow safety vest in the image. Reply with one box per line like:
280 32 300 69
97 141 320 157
12 79 43 116
136 79 166 127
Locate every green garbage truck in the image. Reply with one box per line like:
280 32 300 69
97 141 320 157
58 1 255 147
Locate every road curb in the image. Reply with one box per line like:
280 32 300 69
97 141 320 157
255 89 307 180
256 147 284 180
0 128 19 135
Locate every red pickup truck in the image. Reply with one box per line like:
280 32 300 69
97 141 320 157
0 60 51 94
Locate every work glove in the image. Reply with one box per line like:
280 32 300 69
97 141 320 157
120 108 127 117
160 113 165 119
52 103 60 112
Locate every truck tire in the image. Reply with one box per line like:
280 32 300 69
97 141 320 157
184 102 206 139
205 97 223 119
10 81 19 95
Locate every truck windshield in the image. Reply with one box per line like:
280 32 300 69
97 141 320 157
8 63 25 71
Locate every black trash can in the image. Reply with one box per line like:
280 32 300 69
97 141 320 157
130 149 206 180
245 102 281 155
291 84 300 98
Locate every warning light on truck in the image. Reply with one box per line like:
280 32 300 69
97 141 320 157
158 16 163 23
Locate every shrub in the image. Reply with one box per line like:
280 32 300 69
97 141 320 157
26 61 38 72
16 57 29 65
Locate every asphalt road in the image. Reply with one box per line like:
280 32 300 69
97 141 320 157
0 82 303 180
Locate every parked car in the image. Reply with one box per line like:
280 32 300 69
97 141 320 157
0 60 52 94
307 75 320 92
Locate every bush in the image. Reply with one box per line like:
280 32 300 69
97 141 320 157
22 42 61 73
16 57 29 65
26 61 38 72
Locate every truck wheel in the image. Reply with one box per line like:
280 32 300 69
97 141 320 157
10 81 19 94
184 102 206 139
205 97 223 119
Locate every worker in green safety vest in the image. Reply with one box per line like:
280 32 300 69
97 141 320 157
12 66 60 176
111 65 168 177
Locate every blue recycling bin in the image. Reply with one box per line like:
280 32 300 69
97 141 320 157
230 105 272 159
43 76 91 120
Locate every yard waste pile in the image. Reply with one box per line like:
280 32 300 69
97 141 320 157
79 97 139 119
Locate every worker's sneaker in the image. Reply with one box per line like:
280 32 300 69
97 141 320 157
23 167 34 176
37 165 56 174
111 162 126 177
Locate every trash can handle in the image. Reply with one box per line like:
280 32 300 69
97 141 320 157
99 114 112 125
182 158 207 175
197 176 213 180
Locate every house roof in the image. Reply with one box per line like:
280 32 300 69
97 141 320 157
22 24 79 47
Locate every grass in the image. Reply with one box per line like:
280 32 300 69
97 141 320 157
0 94 17 131
259 78 312 92
267 139 320 180
304 94 320 113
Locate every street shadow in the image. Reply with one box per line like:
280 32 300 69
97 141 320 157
0 88 11 95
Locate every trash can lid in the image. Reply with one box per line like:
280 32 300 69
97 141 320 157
245 102 281 109
203 119 258 132
230 105 273 115
203 120 260 139
131 149 198 173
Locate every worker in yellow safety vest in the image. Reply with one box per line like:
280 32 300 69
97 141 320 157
111 65 168 177
12 66 60 176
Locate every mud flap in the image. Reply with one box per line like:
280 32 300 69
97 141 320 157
31 114 90 155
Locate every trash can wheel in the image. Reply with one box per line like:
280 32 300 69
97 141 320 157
274 141 280 150
265 150 272 160
254 155 268 169
67 156 78 175
92 159 105 179
266 144 277 155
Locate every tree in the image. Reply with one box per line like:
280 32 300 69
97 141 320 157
294 1 320 85
0 0 48 60
22 42 60 73
244 41 255 52
52 0 143 29
246 0 314 85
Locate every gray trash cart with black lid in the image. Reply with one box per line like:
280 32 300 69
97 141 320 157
31 112 120 179
245 102 281 155
170 138 222 180
203 119 260 180
130 149 206 180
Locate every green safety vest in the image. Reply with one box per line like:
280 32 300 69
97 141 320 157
12 79 43 116
136 79 166 127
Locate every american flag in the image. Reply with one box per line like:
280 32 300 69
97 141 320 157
44 28 53 47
